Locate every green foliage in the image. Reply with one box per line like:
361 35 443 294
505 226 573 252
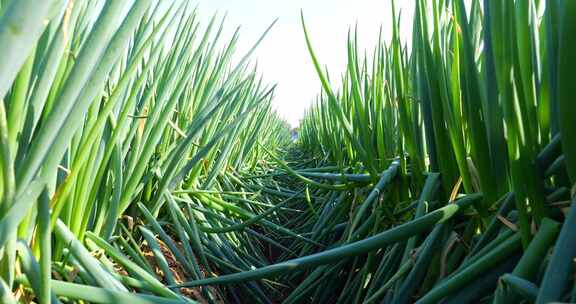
0 0 574 303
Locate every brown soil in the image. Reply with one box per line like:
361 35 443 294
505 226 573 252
139 237 225 304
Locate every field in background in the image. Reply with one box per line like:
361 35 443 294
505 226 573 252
0 0 575 303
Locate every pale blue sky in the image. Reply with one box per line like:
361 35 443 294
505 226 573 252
196 1 414 126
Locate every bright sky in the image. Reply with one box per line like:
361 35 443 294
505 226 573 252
196 1 414 127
